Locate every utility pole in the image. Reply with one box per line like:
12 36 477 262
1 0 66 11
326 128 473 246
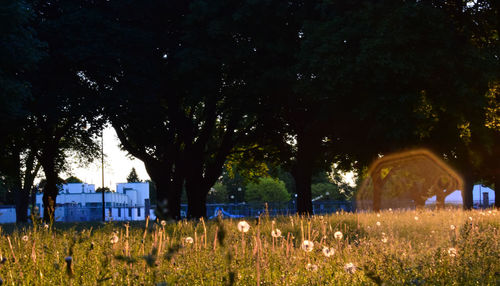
102 131 105 221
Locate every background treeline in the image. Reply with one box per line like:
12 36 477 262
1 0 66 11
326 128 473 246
0 0 498 222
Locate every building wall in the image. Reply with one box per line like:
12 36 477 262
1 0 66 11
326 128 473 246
33 182 150 221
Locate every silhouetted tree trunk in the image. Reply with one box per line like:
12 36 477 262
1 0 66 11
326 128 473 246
15 149 40 223
293 132 317 215
145 161 183 220
495 176 499 208
462 172 474 210
372 173 383 212
11 147 28 223
40 152 58 222
185 176 208 219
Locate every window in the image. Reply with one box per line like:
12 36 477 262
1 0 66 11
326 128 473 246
128 208 132 217
118 208 121 217
137 207 141 217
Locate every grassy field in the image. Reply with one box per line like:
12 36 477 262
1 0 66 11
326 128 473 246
0 209 498 285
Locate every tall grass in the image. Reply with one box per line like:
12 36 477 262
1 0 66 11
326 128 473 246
0 209 498 285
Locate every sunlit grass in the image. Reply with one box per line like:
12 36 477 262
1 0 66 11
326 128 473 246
0 209 498 285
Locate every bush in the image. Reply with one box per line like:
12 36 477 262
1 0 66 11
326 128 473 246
245 177 290 203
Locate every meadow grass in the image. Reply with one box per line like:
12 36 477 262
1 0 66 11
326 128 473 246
0 208 498 285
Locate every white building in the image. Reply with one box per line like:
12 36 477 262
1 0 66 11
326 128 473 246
35 182 153 222
426 185 495 207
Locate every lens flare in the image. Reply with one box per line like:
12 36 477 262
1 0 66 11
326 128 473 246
356 149 463 211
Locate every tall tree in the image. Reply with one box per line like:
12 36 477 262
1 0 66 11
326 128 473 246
281 0 495 213
28 0 104 221
126 168 141 183
0 0 45 222
103 0 268 219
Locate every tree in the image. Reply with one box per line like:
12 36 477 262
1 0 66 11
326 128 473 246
245 177 290 204
27 1 105 221
126 168 141 183
103 0 269 219
96 187 111 193
272 0 496 214
65 176 83 184
0 0 45 223
207 182 229 204
311 183 341 201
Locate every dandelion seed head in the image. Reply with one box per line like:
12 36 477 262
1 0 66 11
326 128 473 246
237 221 250 233
334 231 343 240
344 262 357 274
271 229 282 238
414 216 419 221
301 240 314 252
22 235 28 242
322 246 335 257
448 247 457 257
306 263 318 271
161 220 167 226
450 225 456 230
376 221 381 226
185 237 194 244
110 233 119 244
381 237 388 243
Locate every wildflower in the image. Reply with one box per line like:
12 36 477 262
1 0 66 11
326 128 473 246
376 221 381 227
110 233 119 244
322 246 335 257
301 240 314 252
161 220 167 226
414 216 419 221
468 216 473 221
448 247 457 257
450 225 456 230
376 213 380 217
344 262 357 274
381 237 388 243
306 263 318 271
237 221 250 233
388 208 393 212
271 229 282 238
185 237 194 244
334 231 343 240
22 235 29 242
43 224 49 230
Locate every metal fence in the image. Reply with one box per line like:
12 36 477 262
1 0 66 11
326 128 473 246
179 200 355 218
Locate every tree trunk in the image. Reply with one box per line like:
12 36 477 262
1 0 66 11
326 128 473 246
10 147 29 224
372 174 382 212
495 176 499 208
41 157 58 223
462 173 474 210
152 176 182 220
15 188 30 223
186 177 208 219
293 132 316 215
16 150 40 223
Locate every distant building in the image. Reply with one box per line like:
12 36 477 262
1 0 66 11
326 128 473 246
425 185 495 207
35 182 152 222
